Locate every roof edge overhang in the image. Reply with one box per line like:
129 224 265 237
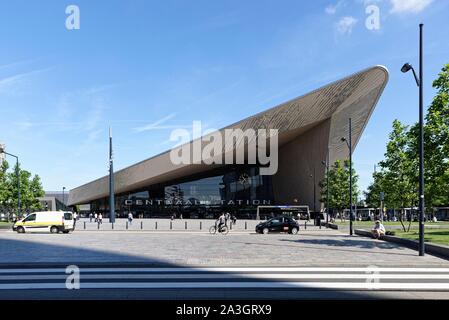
68 65 389 206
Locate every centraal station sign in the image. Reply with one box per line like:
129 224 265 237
123 199 272 206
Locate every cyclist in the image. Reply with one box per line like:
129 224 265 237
215 213 226 233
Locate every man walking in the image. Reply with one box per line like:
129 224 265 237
128 212 133 225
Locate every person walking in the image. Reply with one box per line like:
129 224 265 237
98 213 103 225
128 212 133 225
232 215 237 225
73 212 77 227
89 212 93 223
94 212 98 223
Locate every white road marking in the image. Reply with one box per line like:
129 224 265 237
2 273 449 280
1 267 449 274
1 282 449 290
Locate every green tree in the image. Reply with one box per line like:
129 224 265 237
364 63 449 226
0 160 12 212
364 171 385 208
320 159 360 219
5 162 45 217
381 120 416 210
423 63 449 208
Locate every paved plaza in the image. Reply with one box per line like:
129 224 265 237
0 225 448 267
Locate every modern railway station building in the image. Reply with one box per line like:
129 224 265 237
68 66 389 219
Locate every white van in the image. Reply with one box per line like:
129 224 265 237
13 211 75 234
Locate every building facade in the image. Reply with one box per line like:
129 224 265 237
68 66 389 219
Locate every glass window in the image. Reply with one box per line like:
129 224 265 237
24 214 36 222
64 212 73 220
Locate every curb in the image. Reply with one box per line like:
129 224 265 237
355 229 449 261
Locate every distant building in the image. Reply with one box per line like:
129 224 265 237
38 191 70 211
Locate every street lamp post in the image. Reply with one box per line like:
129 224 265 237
109 127 116 223
322 148 330 228
310 167 317 225
62 187 66 210
341 118 353 236
401 23 425 256
0 147 20 218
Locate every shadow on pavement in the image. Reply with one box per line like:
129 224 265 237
0 236 382 300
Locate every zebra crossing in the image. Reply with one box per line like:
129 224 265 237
1 266 449 291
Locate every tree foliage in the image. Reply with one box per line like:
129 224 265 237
0 160 45 217
365 63 449 212
320 159 360 214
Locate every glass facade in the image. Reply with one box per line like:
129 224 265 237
90 165 274 219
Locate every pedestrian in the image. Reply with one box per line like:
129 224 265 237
94 212 98 223
98 213 103 225
73 212 77 227
225 212 230 227
89 212 93 223
128 211 133 225
232 215 237 225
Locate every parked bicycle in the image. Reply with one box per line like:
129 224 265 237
209 224 229 235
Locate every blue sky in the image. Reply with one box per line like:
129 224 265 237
0 0 448 194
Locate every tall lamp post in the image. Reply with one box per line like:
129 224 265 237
401 23 425 256
341 118 353 236
322 148 330 228
310 167 317 224
62 187 66 211
0 147 20 218
109 127 116 223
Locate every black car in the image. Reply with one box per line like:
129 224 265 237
255 216 300 234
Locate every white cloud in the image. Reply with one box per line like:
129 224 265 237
336 16 358 34
0 68 51 92
325 0 346 15
390 0 433 14
325 5 338 15
133 113 179 132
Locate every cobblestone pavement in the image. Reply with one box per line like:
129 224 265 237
1 227 448 267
